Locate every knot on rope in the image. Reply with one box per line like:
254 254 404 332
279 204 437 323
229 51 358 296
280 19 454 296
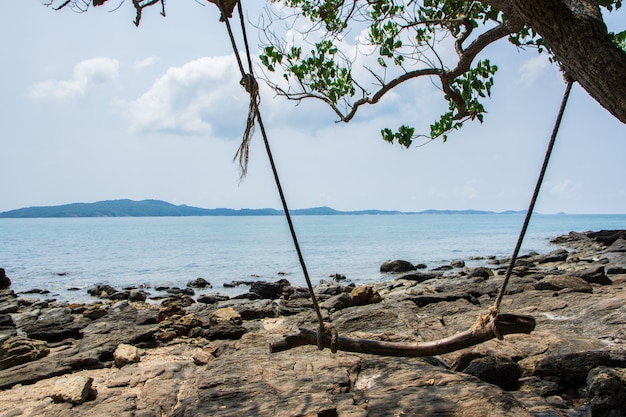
470 306 503 340
316 323 339 353
208 0 239 21
240 73 258 96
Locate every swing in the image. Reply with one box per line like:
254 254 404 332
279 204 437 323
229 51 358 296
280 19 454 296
210 0 574 357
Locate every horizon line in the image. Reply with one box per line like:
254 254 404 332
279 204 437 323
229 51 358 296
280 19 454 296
1 198 626 216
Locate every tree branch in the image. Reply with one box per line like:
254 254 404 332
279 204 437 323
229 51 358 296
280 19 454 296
270 313 535 356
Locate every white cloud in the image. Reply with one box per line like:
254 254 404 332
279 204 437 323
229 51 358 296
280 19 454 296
29 57 120 101
133 56 158 70
517 55 552 86
127 56 247 136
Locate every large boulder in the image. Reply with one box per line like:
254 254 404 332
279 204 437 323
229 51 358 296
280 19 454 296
380 260 416 273
187 278 211 288
250 279 291 299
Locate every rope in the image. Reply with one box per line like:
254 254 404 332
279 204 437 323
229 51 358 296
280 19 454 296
215 0 331 349
490 80 574 318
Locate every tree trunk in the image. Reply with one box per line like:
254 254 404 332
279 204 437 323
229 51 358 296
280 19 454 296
505 0 626 124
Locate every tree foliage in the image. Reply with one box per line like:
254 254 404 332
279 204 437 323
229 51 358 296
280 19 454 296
257 0 624 145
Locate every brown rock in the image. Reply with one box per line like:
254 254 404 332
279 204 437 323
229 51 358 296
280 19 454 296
114 343 141 368
350 285 381 306
209 307 243 325
534 275 593 293
50 375 94 405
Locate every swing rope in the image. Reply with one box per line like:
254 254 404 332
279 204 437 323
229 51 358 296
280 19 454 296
215 0 333 351
489 78 574 323
213 0 574 355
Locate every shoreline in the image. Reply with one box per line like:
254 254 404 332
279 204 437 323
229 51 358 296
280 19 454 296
1 229 626 416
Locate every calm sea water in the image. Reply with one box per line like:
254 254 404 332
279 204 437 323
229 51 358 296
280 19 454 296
1 214 625 302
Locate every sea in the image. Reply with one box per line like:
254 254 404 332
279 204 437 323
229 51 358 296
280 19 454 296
1 213 625 303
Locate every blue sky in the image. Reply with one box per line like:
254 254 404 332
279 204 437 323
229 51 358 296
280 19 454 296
1 1 625 214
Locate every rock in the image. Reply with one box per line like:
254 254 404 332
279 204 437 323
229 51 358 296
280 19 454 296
329 273 347 282
129 289 148 302
135 308 159 325
230 299 278 320
533 350 626 387
87 284 119 299
572 266 612 285
586 366 626 417
467 267 494 279
197 294 229 304
0 313 15 328
82 305 108 321
397 271 439 282
314 281 345 297
162 294 196 307
281 285 310 300
198 323 247 340
109 290 130 301
0 292 19 315
0 337 49 370
607 266 626 274
223 280 255 288
608 238 626 252
50 375 94 405
167 287 195 296
0 269 11 289
22 307 90 342
250 279 291 299
208 307 242 326
231 292 262 300
451 260 466 268
461 355 522 390
114 343 141 368
350 285 382 306
158 305 188 323
320 292 353 312
380 260 416 273
187 278 211 288
159 310 204 339
277 297 314 316
432 264 454 271
534 275 593 293
192 349 215 366
532 249 569 264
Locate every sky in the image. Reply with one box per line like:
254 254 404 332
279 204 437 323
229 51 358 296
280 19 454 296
1 1 625 214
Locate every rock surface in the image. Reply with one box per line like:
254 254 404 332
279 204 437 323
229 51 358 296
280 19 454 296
0 229 626 416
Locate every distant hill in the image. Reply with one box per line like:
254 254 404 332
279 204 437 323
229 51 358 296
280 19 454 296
0 199 519 218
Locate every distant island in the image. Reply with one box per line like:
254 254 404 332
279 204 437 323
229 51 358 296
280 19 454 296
0 199 524 218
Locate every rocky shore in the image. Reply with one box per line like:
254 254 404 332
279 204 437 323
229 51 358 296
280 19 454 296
1 230 626 416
